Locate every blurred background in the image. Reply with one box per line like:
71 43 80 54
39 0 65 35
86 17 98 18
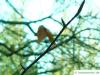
0 0 100 75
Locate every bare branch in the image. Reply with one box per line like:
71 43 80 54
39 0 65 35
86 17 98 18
21 0 85 75
0 15 51 25
6 0 24 18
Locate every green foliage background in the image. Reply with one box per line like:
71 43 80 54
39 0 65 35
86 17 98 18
0 0 100 75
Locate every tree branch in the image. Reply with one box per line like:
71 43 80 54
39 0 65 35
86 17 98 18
0 42 11 52
21 0 85 75
0 15 51 25
6 0 24 18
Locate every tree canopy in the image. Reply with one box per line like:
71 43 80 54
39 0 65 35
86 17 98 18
0 0 100 75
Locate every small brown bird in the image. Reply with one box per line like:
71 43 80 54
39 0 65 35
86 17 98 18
37 25 54 43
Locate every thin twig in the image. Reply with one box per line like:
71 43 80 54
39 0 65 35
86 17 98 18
6 0 24 18
27 24 37 36
21 0 85 75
